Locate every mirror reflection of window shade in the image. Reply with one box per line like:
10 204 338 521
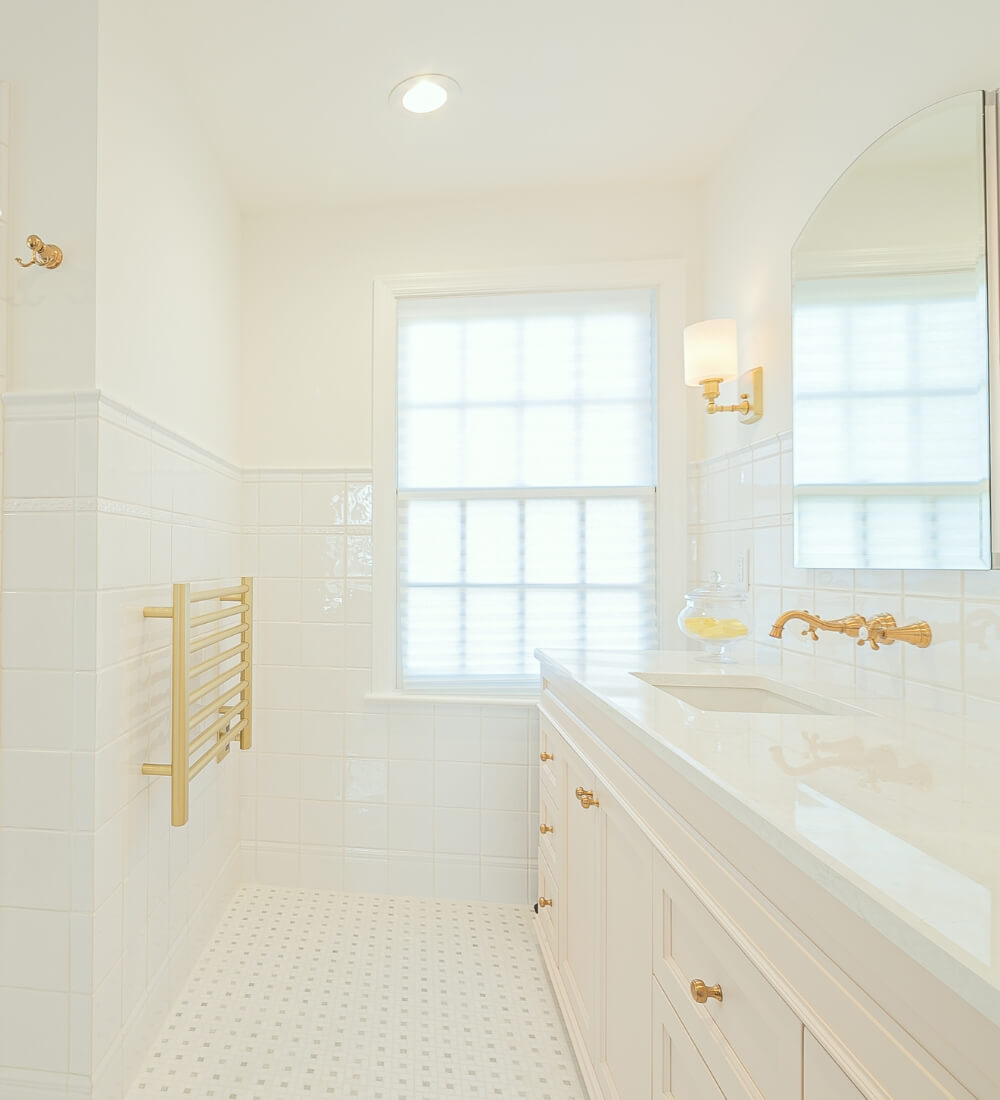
794 269 990 569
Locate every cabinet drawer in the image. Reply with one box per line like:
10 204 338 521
537 854 559 959
653 977 726 1100
653 852 802 1100
804 1032 864 1100
538 777 562 870
539 717 561 805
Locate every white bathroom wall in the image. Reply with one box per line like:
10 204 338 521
697 28 1000 462
239 181 705 468
0 393 243 1100
241 473 539 902
688 434 1000 722
1 4 100 394
95 0 242 463
688 27 1000 713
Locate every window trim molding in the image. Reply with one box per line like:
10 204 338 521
371 260 688 698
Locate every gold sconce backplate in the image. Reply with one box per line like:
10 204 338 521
738 366 763 424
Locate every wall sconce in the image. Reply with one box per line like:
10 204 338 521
683 318 763 424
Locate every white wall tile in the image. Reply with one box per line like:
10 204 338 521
299 756 343 802
433 808 481 856
0 987 69 1072
345 759 387 802
387 760 433 805
0 670 75 750
481 810 529 859
0 908 70 991
301 481 345 526
258 481 301 527
4 419 76 497
344 804 388 849
0 750 73 830
434 762 480 808
387 805 434 852
2 511 75 590
1 591 75 670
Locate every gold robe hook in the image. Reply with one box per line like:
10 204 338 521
15 234 63 269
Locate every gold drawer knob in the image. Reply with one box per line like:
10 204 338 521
540 823 554 834
540 751 554 761
690 979 723 1004
538 896 553 908
575 786 599 809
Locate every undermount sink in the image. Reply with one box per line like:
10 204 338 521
632 673 872 718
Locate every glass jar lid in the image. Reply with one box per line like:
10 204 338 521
684 570 747 602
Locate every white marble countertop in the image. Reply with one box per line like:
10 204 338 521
536 648 1000 1027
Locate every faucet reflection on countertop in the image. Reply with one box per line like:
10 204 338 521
771 732 932 792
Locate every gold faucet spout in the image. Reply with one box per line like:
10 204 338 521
769 610 866 641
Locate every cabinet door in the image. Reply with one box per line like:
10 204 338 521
654 977 727 1100
804 1033 864 1100
559 743 600 1060
598 791 652 1100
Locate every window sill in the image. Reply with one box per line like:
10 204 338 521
364 691 538 708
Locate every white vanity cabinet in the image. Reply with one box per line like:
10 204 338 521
539 717 652 1100
803 1033 865 1100
535 664 996 1100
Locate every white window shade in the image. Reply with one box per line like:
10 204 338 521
396 288 658 694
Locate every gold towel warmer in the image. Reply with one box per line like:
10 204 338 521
141 578 254 826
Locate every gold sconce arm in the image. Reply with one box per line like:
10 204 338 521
697 367 763 424
15 234 63 270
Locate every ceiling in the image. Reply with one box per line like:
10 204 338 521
145 0 998 210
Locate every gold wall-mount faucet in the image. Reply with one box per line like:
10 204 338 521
770 610 932 651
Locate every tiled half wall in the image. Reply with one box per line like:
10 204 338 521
1 392 243 1099
241 471 539 903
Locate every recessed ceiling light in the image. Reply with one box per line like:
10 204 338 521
389 74 459 115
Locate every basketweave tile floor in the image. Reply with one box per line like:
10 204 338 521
127 886 586 1099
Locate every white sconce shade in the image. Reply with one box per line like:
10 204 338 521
683 319 738 386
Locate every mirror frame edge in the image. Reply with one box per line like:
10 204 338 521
986 90 1000 568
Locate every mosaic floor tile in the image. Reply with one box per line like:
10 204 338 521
127 887 586 1099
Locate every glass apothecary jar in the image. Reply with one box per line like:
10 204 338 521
677 572 752 663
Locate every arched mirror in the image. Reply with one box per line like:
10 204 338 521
791 90 998 569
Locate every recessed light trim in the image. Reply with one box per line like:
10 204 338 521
389 73 460 114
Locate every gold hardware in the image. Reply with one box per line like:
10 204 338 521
575 786 599 809
857 613 932 652
540 823 554 834
698 366 764 424
15 234 63 270
690 979 723 1003
540 751 554 761
538 896 553 908
142 580 254 825
770 609 932 651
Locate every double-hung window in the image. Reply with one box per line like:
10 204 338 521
391 286 659 695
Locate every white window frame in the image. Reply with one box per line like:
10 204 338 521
370 261 688 703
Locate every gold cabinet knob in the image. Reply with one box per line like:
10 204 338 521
538 896 553 908
540 823 554 834
540 751 554 761
575 787 599 809
690 979 723 1003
